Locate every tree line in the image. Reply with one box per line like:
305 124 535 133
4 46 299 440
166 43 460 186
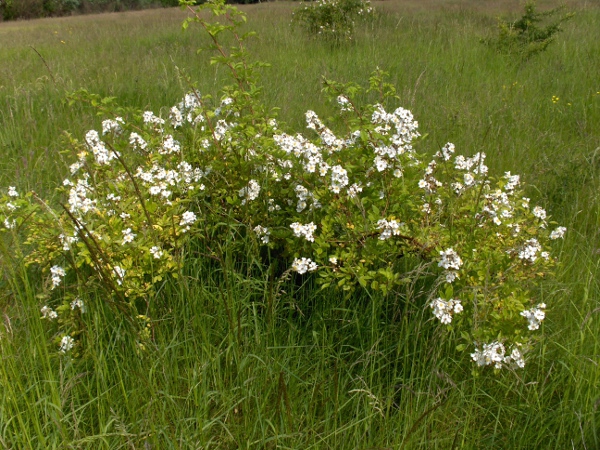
0 0 261 21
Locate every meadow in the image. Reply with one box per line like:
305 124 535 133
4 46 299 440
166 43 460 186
1 0 599 448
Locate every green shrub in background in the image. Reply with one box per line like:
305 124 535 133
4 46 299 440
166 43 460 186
79 0 161 13
292 0 375 43
1 0 566 370
0 0 46 20
483 1 574 59
0 0 200 20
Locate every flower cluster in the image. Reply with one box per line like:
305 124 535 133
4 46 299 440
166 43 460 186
429 297 463 324
290 222 317 242
438 248 463 283
59 335 75 353
376 219 403 241
41 305 58 320
520 303 546 330
292 257 318 274
518 238 542 263
471 342 525 369
239 180 261 205
253 225 270 244
50 266 66 290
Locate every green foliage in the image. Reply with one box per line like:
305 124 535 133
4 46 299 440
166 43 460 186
0 0 180 20
1 2 600 447
483 1 574 58
0 0 566 371
292 0 375 43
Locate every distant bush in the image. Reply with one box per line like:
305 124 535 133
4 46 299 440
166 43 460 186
292 0 375 43
0 0 206 21
482 1 574 59
0 0 261 21
0 0 75 20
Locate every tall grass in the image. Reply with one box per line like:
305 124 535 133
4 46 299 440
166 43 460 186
1 1 599 447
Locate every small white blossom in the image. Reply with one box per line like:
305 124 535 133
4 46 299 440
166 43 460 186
113 266 125 285
160 135 181 155
330 165 349 194
429 297 463 324
438 248 462 283
213 119 229 141
59 335 75 353
347 183 363 198
436 143 455 161
149 246 164 259
122 228 136 245
41 306 58 320
471 341 506 369
180 211 197 228
143 111 165 128
7 186 18 197
504 172 520 192
50 265 66 290
85 130 118 165
253 225 270 244
533 206 547 221
438 248 462 271
452 182 464 195
58 233 79 251
376 219 403 240
550 226 566 240
518 238 541 263
70 298 85 312
374 156 388 172
503 347 525 368
170 106 184 128
239 180 261 205
291 257 318 275
101 117 123 135
463 173 475 187
290 222 317 242
129 132 148 150
69 161 83 174
337 95 351 111
520 303 546 330
445 271 458 283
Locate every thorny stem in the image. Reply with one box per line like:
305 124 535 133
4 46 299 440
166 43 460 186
61 205 132 318
186 5 255 116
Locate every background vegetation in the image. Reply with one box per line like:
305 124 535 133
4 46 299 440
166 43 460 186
1 0 599 448
0 0 262 22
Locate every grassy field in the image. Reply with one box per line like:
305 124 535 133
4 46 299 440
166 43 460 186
1 1 600 448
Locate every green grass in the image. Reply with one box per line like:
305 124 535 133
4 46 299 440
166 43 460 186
1 1 600 448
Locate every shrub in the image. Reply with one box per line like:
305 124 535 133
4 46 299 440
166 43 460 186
0 0 565 370
483 1 574 59
292 0 375 43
